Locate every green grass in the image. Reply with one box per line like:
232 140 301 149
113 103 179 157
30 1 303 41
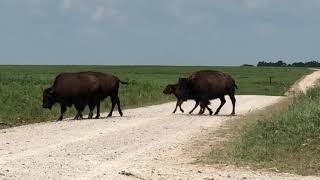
0 65 308 128
206 87 320 176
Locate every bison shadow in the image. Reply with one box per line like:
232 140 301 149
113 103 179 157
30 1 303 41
176 113 239 117
98 116 128 120
61 115 127 121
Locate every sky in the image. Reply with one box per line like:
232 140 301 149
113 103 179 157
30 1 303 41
0 0 320 66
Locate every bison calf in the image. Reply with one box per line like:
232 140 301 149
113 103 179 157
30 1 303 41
163 83 211 114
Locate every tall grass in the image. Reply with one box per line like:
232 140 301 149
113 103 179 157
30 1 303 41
0 65 308 128
207 87 320 176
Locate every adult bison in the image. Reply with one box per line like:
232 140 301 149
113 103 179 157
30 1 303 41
177 70 237 115
42 71 128 120
163 84 211 114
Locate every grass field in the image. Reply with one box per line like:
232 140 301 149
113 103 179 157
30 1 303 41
0 65 308 128
206 87 320 176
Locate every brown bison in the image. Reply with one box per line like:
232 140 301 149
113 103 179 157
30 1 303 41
177 70 237 115
42 71 128 120
163 83 211 114
163 84 185 113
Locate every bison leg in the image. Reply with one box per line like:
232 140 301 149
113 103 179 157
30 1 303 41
229 94 236 115
88 98 100 119
74 111 83 120
74 104 84 120
172 102 178 113
74 113 80 120
88 111 93 119
214 97 226 115
198 103 206 115
88 99 98 119
95 101 100 119
58 104 67 121
189 101 199 114
198 108 203 115
173 99 183 113
203 100 213 115
107 96 116 117
179 104 184 113
88 104 94 119
206 105 213 115
116 97 123 116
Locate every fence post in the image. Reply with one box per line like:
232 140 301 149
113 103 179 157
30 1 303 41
269 76 272 85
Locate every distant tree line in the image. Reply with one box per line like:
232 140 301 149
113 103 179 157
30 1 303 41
257 60 287 67
241 64 255 67
256 60 320 67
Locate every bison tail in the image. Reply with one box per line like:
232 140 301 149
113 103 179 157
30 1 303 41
232 79 238 89
120 80 129 85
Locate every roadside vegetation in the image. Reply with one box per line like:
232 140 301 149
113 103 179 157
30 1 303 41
205 86 320 176
0 65 308 128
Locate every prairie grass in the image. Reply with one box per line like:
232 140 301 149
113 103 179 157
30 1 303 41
206 87 320 176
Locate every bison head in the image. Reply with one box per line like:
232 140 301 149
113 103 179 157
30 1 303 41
42 87 55 109
163 84 175 94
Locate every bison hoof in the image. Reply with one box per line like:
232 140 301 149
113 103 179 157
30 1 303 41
107 114 112 117
95 115 100 119
88 113 93 119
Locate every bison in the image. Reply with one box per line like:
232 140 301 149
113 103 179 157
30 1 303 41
177 70 237 115
42 71 128 120
163 84 185 113
163 83 211 114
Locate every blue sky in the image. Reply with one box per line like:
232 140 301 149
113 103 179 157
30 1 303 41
0 0 319 66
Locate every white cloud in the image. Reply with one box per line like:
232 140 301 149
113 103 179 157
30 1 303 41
91 6 121 23
91 7 105 23
87 7 126 34
59 0 89 13
241 0 270 9
87 25 97 34
57 0 127 33
61 0 73 9
59 0 126 22
19 0 41 6
165 0 217 25
7 0 43 15
241 0 320 10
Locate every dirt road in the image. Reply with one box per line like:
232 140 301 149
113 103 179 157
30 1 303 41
285 68 320 96
0 70 319 180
